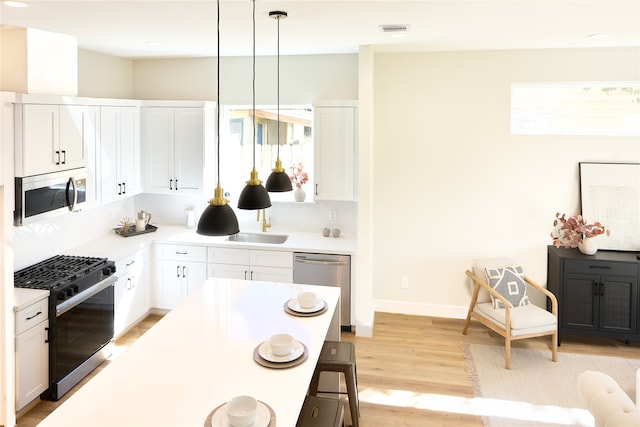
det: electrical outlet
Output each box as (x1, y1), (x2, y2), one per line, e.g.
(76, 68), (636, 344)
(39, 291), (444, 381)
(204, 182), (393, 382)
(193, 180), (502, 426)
(329, 210), (337, 221)
(401, 276), (409, 289)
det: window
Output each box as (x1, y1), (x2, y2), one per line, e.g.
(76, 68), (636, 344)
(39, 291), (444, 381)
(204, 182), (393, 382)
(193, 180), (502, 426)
(511, 82), (640, 136)
(219, 106), (313, 203)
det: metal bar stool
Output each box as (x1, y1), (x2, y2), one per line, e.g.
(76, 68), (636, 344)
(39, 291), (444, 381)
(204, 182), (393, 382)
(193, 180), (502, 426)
(296, 395), (344, 427)
(309, 341), (360, 427)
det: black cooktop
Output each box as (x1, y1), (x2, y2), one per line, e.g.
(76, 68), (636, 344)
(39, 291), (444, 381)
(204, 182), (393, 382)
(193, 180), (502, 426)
(14, 255), (115, 291)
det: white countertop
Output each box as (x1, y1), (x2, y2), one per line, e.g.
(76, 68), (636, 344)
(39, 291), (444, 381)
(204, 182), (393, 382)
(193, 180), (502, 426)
(36, 278), (341, 427)
(67, 225), (357, 262)
(13, 288), (49, 312)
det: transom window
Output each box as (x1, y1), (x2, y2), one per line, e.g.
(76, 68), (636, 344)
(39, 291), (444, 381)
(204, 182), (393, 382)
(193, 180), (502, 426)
(511, 82), (640, 136)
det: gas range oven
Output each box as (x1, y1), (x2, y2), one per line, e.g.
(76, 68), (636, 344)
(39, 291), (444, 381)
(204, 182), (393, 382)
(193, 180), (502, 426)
(14, 255), (117, 401)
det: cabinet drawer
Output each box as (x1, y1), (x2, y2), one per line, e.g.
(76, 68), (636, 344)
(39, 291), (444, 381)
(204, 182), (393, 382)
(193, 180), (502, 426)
(157, 244), (206, 262)
(16, 298), (48, 335)
(564, 259), (638, 276)
(116, 249), (148, 275)
(250, 250), (292, 268)
(208, 247), (250, 265)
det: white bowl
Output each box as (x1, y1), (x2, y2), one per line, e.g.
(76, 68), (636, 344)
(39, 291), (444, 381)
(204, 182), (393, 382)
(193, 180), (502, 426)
(297, 291), (319, 309)
(269, 333), (294, 356)
(226, 395), (257, 427)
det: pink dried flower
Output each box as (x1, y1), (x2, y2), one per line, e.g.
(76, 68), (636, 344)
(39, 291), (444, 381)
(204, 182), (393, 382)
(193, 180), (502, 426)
(289, 162), (308, 188)
(550, 212), (610, 248)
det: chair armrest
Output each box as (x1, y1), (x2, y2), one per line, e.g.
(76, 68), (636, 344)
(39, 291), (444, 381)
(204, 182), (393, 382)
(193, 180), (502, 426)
(524, 276), (558, 317)
(465, 270), (512, 324)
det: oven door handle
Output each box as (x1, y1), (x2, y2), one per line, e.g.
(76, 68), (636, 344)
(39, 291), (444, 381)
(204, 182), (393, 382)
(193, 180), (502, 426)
(56, 276), (117, 317)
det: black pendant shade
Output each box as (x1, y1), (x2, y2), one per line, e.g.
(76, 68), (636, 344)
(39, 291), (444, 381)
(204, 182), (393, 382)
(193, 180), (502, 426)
(197, 203), (239, 236)
(265, 10), (292, 193)
(196, 0), (239, 236)
(265, 169), (293, 192)
(238, 0), (272, 210)
(238, 169), (272, 209)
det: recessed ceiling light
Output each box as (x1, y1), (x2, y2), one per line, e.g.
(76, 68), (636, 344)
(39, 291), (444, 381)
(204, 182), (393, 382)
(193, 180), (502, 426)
(587, 33), (609, 39)
(3, 1), (28, 7)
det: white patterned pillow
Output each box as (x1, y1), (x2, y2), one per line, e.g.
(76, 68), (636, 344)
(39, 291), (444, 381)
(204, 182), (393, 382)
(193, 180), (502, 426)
(485, 265), (531, 309)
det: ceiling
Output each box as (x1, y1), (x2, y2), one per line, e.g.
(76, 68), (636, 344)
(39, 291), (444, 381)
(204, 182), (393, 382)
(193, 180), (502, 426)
(1, 0), (640, 59)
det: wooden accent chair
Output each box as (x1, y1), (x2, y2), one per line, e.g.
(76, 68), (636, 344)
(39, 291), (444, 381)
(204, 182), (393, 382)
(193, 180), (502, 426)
(462, 258), (558, 369)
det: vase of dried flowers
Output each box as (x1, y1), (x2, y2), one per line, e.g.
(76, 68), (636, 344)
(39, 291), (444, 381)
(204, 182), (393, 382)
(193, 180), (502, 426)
(551, 212), (610, 255)
(290, 162), (308, 202)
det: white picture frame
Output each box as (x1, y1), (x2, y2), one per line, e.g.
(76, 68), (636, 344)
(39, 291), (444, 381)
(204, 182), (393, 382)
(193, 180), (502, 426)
(580, 162), (640, 251)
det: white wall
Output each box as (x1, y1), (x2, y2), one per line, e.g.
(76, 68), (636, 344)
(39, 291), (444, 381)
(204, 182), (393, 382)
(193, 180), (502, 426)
(78, 49), (134, 98)
(370, 47), (640, 317)
(132, 54), (358, 104)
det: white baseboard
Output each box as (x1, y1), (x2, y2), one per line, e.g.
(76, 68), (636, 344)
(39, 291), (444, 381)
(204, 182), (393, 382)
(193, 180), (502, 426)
(373, 299), (468, 320)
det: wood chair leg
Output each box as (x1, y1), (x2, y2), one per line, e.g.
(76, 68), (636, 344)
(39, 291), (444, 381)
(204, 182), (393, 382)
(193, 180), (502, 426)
(462, 311), (472, 335)
(551, 331), (558, 362)
(505, 338), (511, 369)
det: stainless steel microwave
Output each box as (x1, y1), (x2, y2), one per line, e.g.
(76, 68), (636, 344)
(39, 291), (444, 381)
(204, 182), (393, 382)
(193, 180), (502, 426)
(14, 168), (88, 226)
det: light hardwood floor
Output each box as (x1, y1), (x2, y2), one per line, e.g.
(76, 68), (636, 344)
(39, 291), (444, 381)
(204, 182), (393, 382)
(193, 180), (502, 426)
(16, 312), (640, 427)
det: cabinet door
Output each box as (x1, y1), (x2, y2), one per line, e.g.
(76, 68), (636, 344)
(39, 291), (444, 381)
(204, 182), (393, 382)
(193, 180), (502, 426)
(114, 273), (132, 337)
(208, 263), (250, 280)
(562, 274), (598, 331)
(155, 260), (187, 310)
(599, 275), (638, 335)
(144, 107), (175, 193)
(21, 104), (59, 176)
(99, 106), (121, 203)
(174, 107), (204, 193)
(16, 320), (49, 410)
(184, 261), (207, 295)
(59, 105), (86, 170)
(314, 106), (355, 201)
(118, 106), (140, 197)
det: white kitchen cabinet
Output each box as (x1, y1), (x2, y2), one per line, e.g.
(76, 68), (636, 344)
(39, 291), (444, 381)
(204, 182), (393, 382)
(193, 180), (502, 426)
(154, 244), (207, 309)
(313, 102), (357, 201)
(207, 247), (293, 283)
(142, 103), (212, 194)
(15, 295), (49, 411)
(99, 105), (141, 203)
(114, 248), (150, 338)
(15, 103), (87, 176)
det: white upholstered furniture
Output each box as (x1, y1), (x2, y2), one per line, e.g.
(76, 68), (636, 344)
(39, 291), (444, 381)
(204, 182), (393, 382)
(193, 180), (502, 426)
(578, 369), (640, 427)
(462, 258), (558, 368)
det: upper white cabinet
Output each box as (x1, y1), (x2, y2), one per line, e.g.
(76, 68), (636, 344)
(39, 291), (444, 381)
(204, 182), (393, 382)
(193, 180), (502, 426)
(313, 102), (357, 201)
(99, 104), (141, 203)
(14, 102), (87, 176)
(142, 102), (213, 195)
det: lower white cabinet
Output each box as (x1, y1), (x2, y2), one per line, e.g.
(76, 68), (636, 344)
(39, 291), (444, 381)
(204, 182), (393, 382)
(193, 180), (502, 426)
(154, 244), (207, 309)
(15, 296), (49, 411)
(114, 248), (150, 337)
(207, 247), (293, 283)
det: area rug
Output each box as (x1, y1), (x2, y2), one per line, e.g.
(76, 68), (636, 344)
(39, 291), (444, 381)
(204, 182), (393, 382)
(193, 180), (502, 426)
(462, 343), (640, 427)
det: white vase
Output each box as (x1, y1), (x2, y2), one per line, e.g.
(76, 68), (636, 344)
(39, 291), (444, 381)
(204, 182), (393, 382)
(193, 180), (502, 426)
(293, 186), (306, 202)
(578, 237), (598, 255)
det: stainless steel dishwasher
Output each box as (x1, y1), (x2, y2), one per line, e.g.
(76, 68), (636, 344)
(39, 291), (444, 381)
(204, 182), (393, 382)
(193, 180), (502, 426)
(293, 252), (351, 330)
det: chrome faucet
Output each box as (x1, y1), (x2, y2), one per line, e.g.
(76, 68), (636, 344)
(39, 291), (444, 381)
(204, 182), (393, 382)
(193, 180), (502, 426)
(257, 209), (271, 232)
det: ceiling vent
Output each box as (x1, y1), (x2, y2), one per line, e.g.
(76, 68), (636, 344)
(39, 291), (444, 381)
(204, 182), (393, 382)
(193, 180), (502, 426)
(379, 24), (409, 34)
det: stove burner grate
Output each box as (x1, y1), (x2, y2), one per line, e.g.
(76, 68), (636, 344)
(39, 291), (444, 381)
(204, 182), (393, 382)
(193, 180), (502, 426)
(14, 255), (111, 290)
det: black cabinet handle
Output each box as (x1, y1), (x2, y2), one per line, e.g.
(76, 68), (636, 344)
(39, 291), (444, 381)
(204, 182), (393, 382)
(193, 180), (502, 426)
(176, 266), (180, 277)
(170, 179), (173, 190)
(61, 150), (66, 164)
(55, 150), (61, 165)
(26, 311), (42, 321)
(593, 282), (599, 296)
(118, 183), (122, 195)
(175, 179), (178, 191)
(589, 265), (611, 269)
(45, 327), (49, 343)
(600, 282), (605, 296)
(122, 182), (126, 194)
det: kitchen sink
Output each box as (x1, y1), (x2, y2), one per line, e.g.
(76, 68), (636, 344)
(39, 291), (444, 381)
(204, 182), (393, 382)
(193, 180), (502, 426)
(226, 233), (288, 244)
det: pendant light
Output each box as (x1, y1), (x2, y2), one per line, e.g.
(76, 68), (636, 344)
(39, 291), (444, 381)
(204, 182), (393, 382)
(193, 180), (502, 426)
(238, 0), (272, 210)
(197, 0), (239, 236)
(265, 10), (292, 192)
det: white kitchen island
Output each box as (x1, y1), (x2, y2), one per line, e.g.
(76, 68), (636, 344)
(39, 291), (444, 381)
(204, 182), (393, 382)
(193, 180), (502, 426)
(37, 278), (341, 427)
